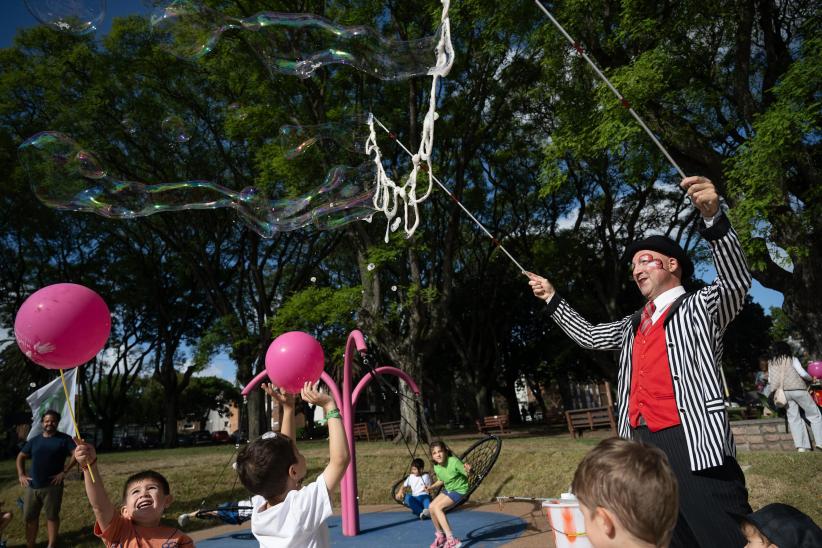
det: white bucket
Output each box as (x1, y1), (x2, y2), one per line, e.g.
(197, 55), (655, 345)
(542, 495), (592, 548)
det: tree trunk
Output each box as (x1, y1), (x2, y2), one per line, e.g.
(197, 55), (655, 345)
(247, 391), (264, 440)
(474, 385), (490, 419)
(503, 382), (523, 425)
(101, 422), (116, 451)
(763, 257), (822, 356)
(399, 383), (422, 444)
(163, 397), (178, 448)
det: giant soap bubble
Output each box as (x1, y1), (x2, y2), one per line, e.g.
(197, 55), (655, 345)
(151, 0), (452, 80)
(18, 130), (376, 237)
(24, 0), (105, 36)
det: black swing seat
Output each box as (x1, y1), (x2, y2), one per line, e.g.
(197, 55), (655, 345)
(191, 504), (254, 525)
(390, 435), (502, 513)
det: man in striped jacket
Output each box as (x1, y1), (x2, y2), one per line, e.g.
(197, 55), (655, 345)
(526, 176), (752, 548)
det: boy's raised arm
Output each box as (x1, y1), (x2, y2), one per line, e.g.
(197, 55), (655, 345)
(301, 382), (350, 492)
(74, 440), (116, 530)
(262, 383), (295, 439)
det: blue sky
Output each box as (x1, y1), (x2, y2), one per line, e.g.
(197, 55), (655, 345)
(3, 2), (785, 382)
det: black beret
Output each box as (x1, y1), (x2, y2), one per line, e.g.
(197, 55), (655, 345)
(626, 235), (693, 279)
(741, 503), (822, 548)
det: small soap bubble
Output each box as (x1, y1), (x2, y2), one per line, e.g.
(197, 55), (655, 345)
(310, 276), (317, 283)
(367, 263), (375, 271)
(240, 186), (261, 201)
(29, 382), (37, 388)
(121, 118), (137, 136)
(228, 102), (248, 121)
(391, 285), (397, 292)
(25, 0), (105, 36)
(76, 151), (105, 179)
(162, 116), (190, 143)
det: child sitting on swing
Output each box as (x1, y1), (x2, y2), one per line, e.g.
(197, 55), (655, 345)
(235, 381), (349, 548)
(427, 440), (471, 548)
(394, 457), (432, 519)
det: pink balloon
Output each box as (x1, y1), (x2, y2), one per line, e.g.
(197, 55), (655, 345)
(808, 361), (822, 379)
(14, 283), (111, 369)
(265, 331), (325, 393)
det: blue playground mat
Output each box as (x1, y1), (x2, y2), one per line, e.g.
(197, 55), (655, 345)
(198, 510), (528, 547)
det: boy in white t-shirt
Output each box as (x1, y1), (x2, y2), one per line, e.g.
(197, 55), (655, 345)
(235, 382), (350, 548)
(394, 457), (432, 519)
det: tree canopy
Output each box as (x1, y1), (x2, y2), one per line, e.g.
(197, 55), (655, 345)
(0, 0), (815, 440)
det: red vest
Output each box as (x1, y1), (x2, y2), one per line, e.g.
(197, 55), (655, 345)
(628, 307), (681, 430)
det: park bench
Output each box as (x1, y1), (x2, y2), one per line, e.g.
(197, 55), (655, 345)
(352, 422), (371, 441)
(475, 415), (510, 435)
(379, 420), (402, 440)
(565, 406), (616, 438)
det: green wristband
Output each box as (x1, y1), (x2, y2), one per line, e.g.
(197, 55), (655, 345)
(325, 408), (341, 420)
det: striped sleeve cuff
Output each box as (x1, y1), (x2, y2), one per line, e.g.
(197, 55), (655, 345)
(545, 293), (562, 315)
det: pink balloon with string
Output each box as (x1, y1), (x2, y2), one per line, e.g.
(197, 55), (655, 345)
(14, 283), (111, 369)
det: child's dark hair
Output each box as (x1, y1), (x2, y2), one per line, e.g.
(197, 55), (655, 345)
(742, 503), (822, 548)
(429, 440), (453, 461)
(771, 341), (793, 359)
(412, 458), (425, 471)
(122, 470), (170, 499)
(236, 433), (297, 500)
(572, 437), (678, 548)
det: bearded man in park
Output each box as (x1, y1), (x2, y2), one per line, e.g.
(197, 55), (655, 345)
(526, 176), (752, 548)
(16, 410), (77, 548)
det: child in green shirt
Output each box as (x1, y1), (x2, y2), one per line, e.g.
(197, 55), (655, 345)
(427, 440), (471, 548)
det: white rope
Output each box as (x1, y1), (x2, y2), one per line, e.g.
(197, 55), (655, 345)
(365, 0), (453, 242)
(370, 115), (528, 273)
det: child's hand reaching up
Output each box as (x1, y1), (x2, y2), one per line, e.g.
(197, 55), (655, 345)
(300, 382), (335, 412)
(74, 438), (97, 469)
(262, 383), (294, 409)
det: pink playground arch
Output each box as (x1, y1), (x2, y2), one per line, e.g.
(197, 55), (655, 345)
(242, 330), (420, 536)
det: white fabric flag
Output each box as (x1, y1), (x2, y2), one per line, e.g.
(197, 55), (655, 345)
(26, 368), (78, 440)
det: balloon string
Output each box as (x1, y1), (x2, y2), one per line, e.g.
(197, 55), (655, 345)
(533, 0), (687, 180)
(370, 115), (528, 274)
(59, 369), (95, 483)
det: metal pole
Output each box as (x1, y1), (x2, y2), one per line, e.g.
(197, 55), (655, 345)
(533, 0), (687, 179)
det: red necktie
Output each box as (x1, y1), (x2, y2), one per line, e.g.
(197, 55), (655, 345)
(639, 301), (656, 336)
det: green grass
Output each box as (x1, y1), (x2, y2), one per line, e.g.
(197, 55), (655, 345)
(1, 432), (819, 547)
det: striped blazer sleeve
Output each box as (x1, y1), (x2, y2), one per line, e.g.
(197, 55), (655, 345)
(546, 295), (631, 351)
(698, 213), (752, 332)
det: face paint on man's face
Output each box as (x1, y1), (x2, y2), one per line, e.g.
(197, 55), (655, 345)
(633, 253), (663, 270)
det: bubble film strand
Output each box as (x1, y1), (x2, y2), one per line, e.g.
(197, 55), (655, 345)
(151, 0), (453, 81)
(18, 131), (376, 237)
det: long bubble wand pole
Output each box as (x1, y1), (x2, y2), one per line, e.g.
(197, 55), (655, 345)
(59, 369), (95, 483)
(534, 0), (687, 179)
(371, 115), (527, 274)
